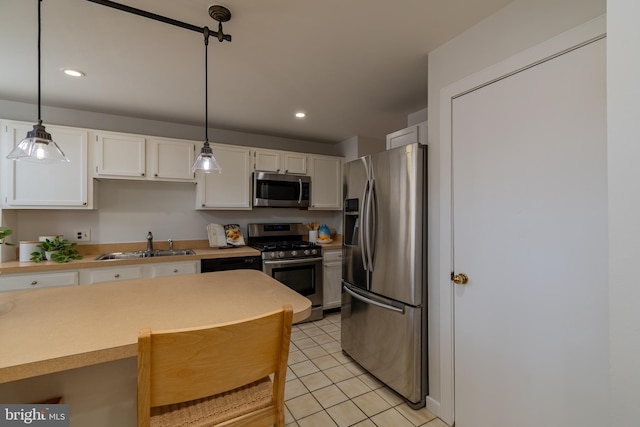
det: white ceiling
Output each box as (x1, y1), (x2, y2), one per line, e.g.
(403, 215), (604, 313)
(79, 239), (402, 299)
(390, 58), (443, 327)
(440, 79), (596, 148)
(0, 0), (513, 144)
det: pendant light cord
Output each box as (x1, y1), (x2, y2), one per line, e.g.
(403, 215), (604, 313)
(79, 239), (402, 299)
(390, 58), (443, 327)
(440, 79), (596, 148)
(204, 27), (209, 146)
(37, 0), (42, 123)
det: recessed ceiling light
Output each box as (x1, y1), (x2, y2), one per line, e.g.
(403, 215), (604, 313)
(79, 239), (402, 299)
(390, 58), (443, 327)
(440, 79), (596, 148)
(62, 68), (85, 77)
(295, 112), (306, 118)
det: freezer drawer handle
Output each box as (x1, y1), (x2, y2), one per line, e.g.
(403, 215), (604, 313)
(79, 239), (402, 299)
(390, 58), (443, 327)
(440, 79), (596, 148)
(343, 284), (404, 313)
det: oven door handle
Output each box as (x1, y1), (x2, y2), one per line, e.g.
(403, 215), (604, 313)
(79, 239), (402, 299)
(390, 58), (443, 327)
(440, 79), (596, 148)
(263, 257), (323, 266)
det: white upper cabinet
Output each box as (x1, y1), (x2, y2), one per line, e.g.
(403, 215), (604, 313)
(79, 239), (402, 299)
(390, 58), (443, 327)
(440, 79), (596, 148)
(147, 137), (195, 181)
(1, 121), (93, 209)
(93, 132), (195, 182)
(386, 121), (427, 150)
(254, 148), (307, 175)
(309, 154), (343, 210)
(94, 131), (146, 179)
(196, 143), (252, 210)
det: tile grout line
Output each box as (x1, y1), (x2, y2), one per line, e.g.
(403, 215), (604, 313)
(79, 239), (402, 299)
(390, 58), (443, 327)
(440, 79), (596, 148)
(284, 312), (441, 427)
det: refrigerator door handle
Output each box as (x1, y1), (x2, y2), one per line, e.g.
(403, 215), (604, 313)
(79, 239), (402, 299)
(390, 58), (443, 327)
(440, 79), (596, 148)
(343, 282), (404, 313)
(368, 178), (377, 271)
(360, 179), (370, 272)
(365, 178), (375, 272)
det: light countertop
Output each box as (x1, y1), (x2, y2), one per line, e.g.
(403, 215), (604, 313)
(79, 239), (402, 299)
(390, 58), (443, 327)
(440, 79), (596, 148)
(0, 270), (311, 383)
(0, 241), (261, 275)
(0, 237), (343, 275)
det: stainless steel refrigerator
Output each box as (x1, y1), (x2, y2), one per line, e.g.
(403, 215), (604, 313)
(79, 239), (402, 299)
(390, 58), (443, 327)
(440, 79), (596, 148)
(341, 142), (427, 408)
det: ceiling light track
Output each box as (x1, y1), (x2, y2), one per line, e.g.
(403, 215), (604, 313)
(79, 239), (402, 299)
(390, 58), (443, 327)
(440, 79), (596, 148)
(83, 0), (232, 42)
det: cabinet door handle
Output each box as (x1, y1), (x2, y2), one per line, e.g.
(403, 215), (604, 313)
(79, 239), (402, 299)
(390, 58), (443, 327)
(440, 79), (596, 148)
(141, 173), (145, 176)
(173, 269), (178, 273)
(114, 274), (120, 278)
(31, 281), (38, 286)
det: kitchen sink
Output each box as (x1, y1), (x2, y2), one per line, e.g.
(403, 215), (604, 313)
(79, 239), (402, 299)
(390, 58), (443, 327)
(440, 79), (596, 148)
(95, 249), (195, 260)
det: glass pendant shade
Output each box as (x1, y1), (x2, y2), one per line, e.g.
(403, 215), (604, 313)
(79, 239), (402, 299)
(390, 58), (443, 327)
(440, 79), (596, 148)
(191, 142), (221, 173)
(6, 121), (69, 163)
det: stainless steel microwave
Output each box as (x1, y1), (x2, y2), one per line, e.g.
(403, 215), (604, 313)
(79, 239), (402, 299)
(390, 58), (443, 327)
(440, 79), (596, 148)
(253, 172), (310, 208)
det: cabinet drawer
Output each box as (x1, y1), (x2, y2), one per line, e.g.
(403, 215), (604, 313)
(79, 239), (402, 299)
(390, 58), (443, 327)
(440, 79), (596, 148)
(0, 271), (79, 292)
(147, 261), (198, 278)
(84, 266), (143, 284)
(323, 250), (343, 263)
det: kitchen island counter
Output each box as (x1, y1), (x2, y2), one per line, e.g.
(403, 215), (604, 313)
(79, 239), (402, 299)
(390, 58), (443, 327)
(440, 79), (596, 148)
(0, 270), (311, 384)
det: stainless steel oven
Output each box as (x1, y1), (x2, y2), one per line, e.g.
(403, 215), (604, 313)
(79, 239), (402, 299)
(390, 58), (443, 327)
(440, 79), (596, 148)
(263, 256), (323, 321)
(248, 223), (324, 322)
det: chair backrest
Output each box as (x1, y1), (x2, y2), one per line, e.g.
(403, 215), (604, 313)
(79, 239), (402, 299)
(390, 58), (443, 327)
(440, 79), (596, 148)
(137, 304), (293, 426)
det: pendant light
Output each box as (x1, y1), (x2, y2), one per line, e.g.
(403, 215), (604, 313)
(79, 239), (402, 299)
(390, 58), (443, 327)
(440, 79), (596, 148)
(6, 0), (69, 163)
(191, 25), (222, 174)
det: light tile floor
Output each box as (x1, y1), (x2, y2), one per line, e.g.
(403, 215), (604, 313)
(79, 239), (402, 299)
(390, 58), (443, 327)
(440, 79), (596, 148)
(284, 311), (447, 427)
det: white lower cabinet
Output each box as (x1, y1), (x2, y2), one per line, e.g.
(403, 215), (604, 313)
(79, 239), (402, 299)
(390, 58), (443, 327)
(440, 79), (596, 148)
(144, 261), (199, 278)
(80, 265), (143, 285)
(323, 249), (342, 310)
(0, 271), (79, 292)
(79, 261), (198, 284)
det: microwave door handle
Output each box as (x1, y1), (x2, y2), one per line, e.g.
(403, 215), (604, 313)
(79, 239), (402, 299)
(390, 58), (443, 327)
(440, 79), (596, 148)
(298, 178), (303, 205)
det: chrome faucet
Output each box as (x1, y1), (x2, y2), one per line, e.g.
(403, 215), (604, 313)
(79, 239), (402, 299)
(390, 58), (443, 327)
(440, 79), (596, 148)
(168, 238), (173, 251)
(146, 231), (154, 254)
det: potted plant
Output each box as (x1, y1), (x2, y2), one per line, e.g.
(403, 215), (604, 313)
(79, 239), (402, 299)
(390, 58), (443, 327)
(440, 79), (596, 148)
(31, 236), (83, 263)
(0, 226), (15, 246)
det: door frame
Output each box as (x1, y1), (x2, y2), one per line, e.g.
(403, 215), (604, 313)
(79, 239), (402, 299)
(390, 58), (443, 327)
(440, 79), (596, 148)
(437, 15), (606, 425)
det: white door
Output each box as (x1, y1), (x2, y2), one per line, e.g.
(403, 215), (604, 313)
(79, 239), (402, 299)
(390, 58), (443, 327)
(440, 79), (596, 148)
(452, 38), (608, 426)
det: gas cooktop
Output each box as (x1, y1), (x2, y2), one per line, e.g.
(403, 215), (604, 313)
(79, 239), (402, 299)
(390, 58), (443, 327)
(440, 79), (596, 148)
(247, 223), (322, 259)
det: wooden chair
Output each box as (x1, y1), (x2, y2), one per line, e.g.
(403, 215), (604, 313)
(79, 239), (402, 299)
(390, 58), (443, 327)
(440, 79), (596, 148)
(137, 304), (293, 427)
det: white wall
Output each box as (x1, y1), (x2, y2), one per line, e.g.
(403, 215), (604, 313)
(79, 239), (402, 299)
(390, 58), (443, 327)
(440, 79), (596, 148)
(408, 108), (427, 127)
(426, 0), (606, 419)
(607, 1), (640, 425)
(336, 135), (386, 162)
(12, 180), (342, 245)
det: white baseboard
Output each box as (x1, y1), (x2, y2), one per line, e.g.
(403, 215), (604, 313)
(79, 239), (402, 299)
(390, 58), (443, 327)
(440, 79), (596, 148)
(426, 396), (448, 425)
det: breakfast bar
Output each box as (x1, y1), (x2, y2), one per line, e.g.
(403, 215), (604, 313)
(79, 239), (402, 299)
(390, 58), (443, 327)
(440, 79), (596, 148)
(0, 270), (311, 384)
(0, 270), (311, 425)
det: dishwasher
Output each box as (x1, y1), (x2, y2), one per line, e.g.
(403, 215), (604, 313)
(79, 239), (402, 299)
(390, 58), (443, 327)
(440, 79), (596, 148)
(201, 256), (262, 272)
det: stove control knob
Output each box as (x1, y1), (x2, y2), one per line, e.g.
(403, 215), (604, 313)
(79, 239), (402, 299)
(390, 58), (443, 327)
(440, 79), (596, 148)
(304, 250), (310, 256)
(270, 252), (277, 259)
(311, 249), (318, 255)
(278, 251), (285, 258)
(291, 250), (297, 256)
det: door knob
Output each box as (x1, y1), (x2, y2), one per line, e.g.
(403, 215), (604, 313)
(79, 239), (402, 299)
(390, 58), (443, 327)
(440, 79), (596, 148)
(452, 273), (469, 285)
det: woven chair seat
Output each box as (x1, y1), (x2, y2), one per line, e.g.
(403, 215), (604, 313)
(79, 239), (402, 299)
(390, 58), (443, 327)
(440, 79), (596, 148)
(150, 377), (273, 427)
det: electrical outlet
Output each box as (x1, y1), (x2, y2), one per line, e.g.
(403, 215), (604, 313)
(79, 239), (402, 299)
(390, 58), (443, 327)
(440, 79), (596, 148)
(75, 229), (91, 241)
